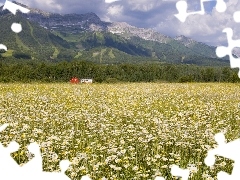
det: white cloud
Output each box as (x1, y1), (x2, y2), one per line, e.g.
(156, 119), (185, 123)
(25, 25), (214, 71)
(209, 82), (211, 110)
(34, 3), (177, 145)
(35, 0), (62, 11)
(126, 0), (162, 12)
(107, 5), (123, 16)
(12, 0), (62, 12)
(105, 0), (120, 3)
(153, 0), (240, 46)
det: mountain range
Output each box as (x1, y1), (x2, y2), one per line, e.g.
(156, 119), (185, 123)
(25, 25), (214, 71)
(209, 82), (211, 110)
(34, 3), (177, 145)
(0, 1), (231, 66)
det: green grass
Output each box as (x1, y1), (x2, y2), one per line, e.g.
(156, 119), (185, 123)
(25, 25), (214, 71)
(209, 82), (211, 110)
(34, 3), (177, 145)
(92, 51), (100, 58)
(15, 34), (30, 51)
(108, 49), (115, 59)
(100, 48), (107, 63)
(0, 83), (239, 179)
(74, 52), (82, 59)
(1, 49), (13, 57)
(27, 21), (42, 48)
(52, 31), (81, 43)
(52, 46), (59, 59)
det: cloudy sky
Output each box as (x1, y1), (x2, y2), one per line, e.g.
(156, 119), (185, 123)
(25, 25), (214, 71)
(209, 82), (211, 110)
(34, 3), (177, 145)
(1, 0), (240, 46)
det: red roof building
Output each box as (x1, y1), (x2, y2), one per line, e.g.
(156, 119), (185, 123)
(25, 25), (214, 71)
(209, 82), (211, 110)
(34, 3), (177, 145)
(70, 77), (79, 84)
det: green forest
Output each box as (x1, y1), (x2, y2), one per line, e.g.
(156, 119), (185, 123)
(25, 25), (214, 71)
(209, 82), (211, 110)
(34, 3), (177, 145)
(0, 58), (239, 83)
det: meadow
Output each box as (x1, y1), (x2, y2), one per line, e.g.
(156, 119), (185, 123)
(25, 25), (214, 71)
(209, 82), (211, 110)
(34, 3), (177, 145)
(0, 83), (240, 179)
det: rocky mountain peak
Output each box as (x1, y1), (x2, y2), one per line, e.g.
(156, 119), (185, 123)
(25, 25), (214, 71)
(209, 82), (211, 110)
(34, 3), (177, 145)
(174, 35), (196, 47)
(4, 2), (109, 33)
(108, 22), (171, 43)
(12, 1), (52, 17)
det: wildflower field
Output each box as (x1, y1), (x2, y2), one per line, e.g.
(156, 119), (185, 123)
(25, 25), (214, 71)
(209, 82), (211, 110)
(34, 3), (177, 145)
(0, 83), (240, 179)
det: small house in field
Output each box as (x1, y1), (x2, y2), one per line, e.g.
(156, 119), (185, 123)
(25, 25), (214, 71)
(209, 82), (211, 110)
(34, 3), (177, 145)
(80, 79), (93, 84)
(70, 77), (79, 84)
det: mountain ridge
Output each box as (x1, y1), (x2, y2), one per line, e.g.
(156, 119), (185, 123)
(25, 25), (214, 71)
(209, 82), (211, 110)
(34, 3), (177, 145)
(0, 1), (230, 66)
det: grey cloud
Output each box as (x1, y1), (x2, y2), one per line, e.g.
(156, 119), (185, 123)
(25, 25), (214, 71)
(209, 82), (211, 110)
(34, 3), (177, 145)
(104, 1), (177, 29)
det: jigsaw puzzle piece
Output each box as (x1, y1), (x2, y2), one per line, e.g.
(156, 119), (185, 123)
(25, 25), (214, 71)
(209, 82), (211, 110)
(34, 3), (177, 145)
(0, 0), (30, 52)
(15, 170), (70, 180)
(21, 142), (43, 173)
(233, 11), (240, 23)
(2, 0), (30, 34)
(216, 46), (228, 58)
(0, 124), (9, 132)
(0, 141), (21, 178)
(217, 171), (232, 180)
(37, 172), (71, 180)
(19, 155), (71, 180)
(171, 164), (190, 180)
(205, 133), (240, 179)
(216, 28), (240, 77)
(154, 177), (165, 180)
(205, 133), (240, 162)
(3, 0), (30, 15)
(38, 160), (71, 180)
(217, 170), (240, 180)
(174, 0), (207, 23)
(59, 160), (71, 173)
(175, 0), (227, 22)
(81, 175), (92, 180)
(0, 44), (7, 51)
(11, 23), (23, 33)
(0, 124), (73, 179)
(175, 1), (189, 22)
(215, 0), (227, 12)
(105, 0), (121, 3)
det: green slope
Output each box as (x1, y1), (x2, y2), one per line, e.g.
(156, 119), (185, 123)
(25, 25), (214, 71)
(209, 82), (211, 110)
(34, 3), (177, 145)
(75, 47), (161, 64)
(0, 13), (73, 61)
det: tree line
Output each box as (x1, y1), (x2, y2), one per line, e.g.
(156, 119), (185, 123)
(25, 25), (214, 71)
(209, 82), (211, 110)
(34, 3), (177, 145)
(0, 59), (239, 83)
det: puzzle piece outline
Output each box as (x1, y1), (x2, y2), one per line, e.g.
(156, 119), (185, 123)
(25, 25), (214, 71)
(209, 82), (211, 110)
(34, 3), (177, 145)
(175, 0), (227, 22)
(215, 26), (240, 78)
(0, 124), (75, 180)
(175, 0), (240, 79)
(105, 0), (121, 3)
(204, 132), (240, 180)
(2, 0), (30, 15)
(154, 164), (190, 180)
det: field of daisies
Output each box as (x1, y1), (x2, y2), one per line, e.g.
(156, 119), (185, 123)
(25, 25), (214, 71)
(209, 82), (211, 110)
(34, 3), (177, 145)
(0, 83), (240, 179)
